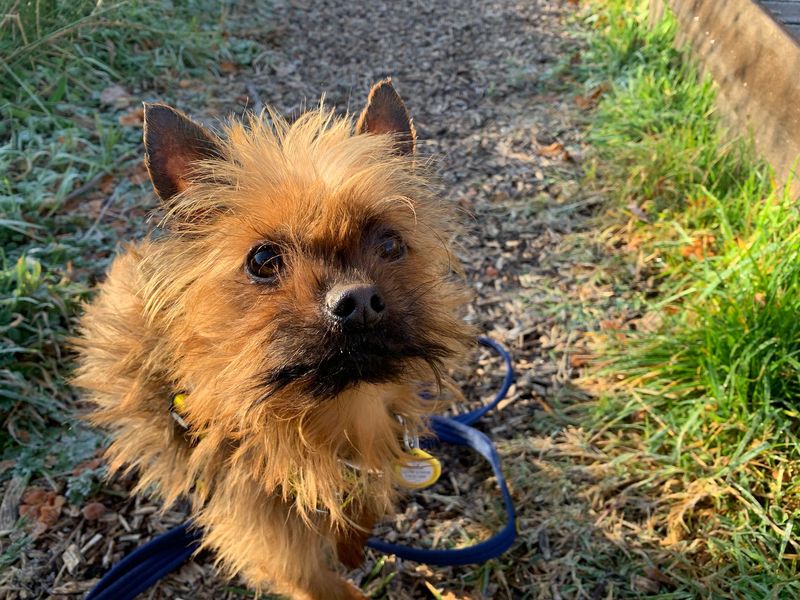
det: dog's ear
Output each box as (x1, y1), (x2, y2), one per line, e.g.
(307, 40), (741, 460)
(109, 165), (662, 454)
(143, 103), (223, 202)
(355, 79), (416, 155)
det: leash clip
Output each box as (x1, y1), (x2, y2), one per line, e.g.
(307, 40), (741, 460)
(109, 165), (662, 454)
(397, 415), (421, 450)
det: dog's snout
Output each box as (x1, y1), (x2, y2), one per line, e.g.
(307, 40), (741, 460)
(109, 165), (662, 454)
(325, 283), (385, 329)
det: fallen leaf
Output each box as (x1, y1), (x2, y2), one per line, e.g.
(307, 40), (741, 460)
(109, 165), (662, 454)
(599, 319), (624, 331)
(643, 567), (674, 587)
(219, 60), (239, 74)
(537, 141), (565, 157)
(575, 83), (609, 109)
(81, 501), (106, 521)
(632, 311), (663, 333)
(627, 202), (649, 223)
(19, 488), (66, 535)
(569, 353), (592, 368)
(632, 574), (660, 593)
(85, 199), (103, 218)
(21, 488), (48, 506)
(100, 84), (131, 108)
(72, 457), (104, 477)
(680, 234), (715, 259)
(119, 106), (144, 127)
(99, 174), (115, 195)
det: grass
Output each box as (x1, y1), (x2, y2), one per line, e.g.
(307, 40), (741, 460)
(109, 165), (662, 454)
(575, 0), (800, 596)
(581, 3), (761, 214)
(0, 0), (264, 485)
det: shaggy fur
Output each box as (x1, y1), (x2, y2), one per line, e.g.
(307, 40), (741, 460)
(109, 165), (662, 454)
(74, 80), (472, 599)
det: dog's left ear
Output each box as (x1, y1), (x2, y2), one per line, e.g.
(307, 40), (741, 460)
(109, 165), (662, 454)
(356, 79), (416, 155)
(143, 103), (223, 202)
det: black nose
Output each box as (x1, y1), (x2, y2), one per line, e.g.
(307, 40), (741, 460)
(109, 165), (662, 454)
(325, 283), (385, 329)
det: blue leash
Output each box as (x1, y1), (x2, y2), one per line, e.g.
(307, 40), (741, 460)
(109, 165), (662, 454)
(86, 336), (515, 600)
(366, 336), (516, 564)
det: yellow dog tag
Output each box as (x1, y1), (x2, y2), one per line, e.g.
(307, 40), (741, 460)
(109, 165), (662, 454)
(173, 393), (187, 412)
(393, 448), (441, 490)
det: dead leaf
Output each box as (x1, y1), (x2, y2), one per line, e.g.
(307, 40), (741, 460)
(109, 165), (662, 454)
(85, 199), (103, 218)
(19, 487), (66, 535)
(627, 202), (649, 223)
(100, 84), (131, 108)
(219, 60), (239, 74)
(632, 311), (663, 333)
(99, 174), (115, 195)
(680, 234), (715, 259)
(569, 353), (592, 368)
(599, 319), (624, 331)
(72, 457), (104, 477)
(575, 83), (609, 109)
(643, 567), (674, 587)
(632, 575), (660, 593)
(536, 141), (571, 161)
(81, 501), (106, 521)
(119, 106), (144, 127)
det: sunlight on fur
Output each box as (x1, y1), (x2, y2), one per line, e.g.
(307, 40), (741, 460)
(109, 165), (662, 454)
(74, 81), (473, 599)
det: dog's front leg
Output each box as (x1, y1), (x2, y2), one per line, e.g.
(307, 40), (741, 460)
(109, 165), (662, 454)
(198, 477), (367, 600)
(335, 502), (379, 570)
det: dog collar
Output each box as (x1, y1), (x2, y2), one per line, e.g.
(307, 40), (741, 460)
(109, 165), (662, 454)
(170, 393), (190, 430)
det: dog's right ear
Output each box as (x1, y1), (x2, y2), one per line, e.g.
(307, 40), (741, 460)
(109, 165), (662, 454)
(143, 103), (223, 202)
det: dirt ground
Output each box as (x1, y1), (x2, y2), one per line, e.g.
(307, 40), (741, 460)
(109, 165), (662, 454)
(2, 1), (661, 598)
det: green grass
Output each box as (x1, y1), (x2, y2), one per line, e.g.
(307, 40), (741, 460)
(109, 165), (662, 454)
(0, 0), (264, 481)
(578, 1), (764, 214)
(575, 0), (800, 596)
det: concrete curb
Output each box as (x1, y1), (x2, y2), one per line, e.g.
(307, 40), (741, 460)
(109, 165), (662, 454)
(651, 0), (800, 184)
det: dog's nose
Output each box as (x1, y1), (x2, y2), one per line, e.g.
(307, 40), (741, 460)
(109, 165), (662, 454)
(325, 283), (385, 329)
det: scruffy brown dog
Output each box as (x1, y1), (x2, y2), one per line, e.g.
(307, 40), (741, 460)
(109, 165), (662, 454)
(74, 80), (472, 599)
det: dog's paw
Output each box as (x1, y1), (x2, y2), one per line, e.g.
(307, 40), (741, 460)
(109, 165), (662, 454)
(343, 580), (369, 600)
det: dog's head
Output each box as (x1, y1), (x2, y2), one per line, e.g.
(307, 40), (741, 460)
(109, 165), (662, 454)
(140, 81), (472, 428)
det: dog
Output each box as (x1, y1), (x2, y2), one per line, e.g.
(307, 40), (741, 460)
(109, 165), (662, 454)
(74, 80), (472, 599)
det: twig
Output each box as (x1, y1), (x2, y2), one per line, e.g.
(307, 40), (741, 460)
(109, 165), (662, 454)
(0, 475), (28, 532)
(245, 82), (264, 114)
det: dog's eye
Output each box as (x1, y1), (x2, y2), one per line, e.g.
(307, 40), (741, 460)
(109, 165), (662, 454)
(377, 232), (406, 261)
(246, 244), (283, 282)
